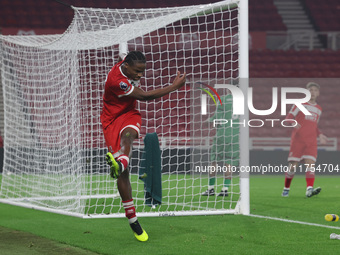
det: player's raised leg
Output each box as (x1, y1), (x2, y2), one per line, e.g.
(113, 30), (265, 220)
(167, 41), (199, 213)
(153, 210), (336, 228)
(107, 127), (148, 241)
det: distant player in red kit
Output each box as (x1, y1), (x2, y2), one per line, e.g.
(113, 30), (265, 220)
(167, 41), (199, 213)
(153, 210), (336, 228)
(282, 82), (328, 198)
(101, 51), (186, 241)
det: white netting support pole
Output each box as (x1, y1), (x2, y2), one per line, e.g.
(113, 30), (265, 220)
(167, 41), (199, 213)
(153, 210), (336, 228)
(238, 0), (250, 215)
(119, 42), (128, 59)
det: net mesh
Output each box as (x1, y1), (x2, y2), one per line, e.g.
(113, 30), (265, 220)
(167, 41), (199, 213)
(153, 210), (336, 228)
(0, 0), (243, 217)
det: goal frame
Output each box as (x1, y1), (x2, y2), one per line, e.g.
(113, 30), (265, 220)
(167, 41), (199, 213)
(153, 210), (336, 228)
(0, 0), (249, 218)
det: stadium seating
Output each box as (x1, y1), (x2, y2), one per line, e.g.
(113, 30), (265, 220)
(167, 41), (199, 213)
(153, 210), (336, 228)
(0, 0), (285, 31)
(303, 0), (340, 31)
(249, 0), (286, 31)
(249, 49), (340, 78)
(1, 1), (338, 148)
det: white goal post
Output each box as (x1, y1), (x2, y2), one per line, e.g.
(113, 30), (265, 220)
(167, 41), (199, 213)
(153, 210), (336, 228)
(0, 0), (249, 218)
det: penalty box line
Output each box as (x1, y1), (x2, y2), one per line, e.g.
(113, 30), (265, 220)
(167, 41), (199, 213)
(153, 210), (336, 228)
(248, 214), (340, 230)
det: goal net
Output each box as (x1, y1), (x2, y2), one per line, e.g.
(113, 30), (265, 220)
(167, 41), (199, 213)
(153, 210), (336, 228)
(0, 0), (249, 218)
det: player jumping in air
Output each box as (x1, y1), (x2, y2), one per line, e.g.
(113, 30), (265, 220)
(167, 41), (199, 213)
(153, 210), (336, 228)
(100, 51), (186, 241)
(282, 82), (328, 198)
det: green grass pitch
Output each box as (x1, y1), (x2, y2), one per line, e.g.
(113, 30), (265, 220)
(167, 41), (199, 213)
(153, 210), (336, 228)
(1, 174), (340, 254)
(85, 173), (240, 215)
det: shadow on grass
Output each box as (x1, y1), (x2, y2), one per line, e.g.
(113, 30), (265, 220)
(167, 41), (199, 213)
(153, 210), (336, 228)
(0, 226), (99, 255)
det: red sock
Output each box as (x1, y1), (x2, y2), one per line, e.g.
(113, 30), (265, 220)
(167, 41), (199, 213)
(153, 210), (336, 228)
(284, 171), (295, 189)
(306, 169), (315, 188)
(122, 199), (137, 224)
(117, 154), (129, 171)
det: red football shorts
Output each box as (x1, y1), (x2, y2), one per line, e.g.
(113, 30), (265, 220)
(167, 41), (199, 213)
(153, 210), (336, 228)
(102, 110), (141, 155)
(288, 138), (317, 162)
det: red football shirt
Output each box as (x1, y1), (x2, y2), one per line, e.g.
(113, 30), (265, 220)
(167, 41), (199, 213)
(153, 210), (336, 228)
(100, 61), (140, 129)
(286, 102), (322, 143)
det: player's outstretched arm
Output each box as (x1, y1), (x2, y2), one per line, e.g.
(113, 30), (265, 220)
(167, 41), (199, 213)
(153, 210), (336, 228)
(128, 71), (186, 101)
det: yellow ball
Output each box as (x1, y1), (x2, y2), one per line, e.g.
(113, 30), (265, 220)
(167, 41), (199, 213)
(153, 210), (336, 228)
(325, 214), (339, 222)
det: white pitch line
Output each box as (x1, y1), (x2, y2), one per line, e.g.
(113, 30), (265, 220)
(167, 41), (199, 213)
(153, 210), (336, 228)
(248, 214), (340, 230)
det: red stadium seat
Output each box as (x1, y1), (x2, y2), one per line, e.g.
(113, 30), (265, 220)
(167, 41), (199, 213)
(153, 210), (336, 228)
(0, 0), (286, 31)
(303, 0), (340, 31)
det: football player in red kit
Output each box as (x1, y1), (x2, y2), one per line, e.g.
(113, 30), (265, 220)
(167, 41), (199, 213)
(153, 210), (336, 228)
(282, 82), (328, 198)
(101, 51), (186, 241)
